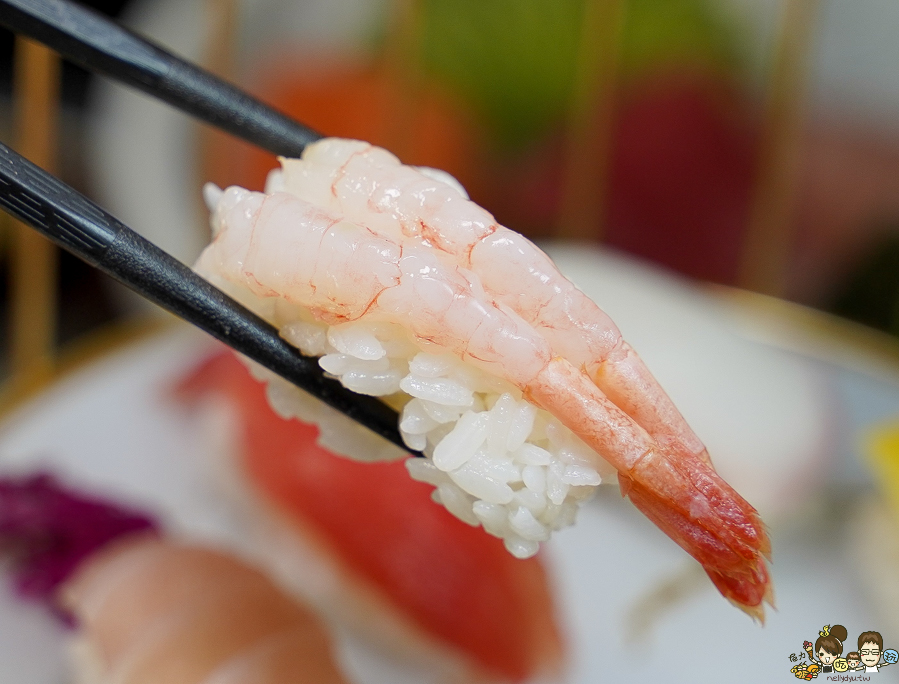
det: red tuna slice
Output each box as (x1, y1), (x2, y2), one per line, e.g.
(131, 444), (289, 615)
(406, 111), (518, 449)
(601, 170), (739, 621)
(177, 351), (564, 682)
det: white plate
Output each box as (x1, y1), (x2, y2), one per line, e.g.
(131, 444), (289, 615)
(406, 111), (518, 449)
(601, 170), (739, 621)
(0, 326), (884, 684)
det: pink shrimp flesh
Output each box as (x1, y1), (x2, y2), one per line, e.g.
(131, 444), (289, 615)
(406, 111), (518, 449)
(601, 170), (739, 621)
(280, 140), (707, 461)
(196, 138), (772, 619)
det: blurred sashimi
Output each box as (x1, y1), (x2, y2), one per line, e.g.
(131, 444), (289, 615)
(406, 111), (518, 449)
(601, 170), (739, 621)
(176, 350), (564, 683)
(63, 538), (349, 684)
(0, 474), (349, 684)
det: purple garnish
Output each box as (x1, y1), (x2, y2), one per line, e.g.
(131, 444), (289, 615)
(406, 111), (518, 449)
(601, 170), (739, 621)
(0, 473), (157, 601)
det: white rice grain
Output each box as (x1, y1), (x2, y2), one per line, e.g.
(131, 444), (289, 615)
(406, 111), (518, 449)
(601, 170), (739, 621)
(327, 323), (386, 360)
(400, 399), (440, 435)
(512, 443), (553, 466)
(448, 451), (516, 504)
(509, 507), (550, 542)
(546, 460), (570, 506)
(318, 354), (352, 376)
(265, 382), (303, 421)
(568, 485), (598, 502)
(405, 458), (448, 487)
(432, 411), (489, 471)
(522, 465), (547, 494)
(340, 368), (403, 396)
(409, 352), (457, 378)
(399, 375), (474, 407)
(561, 464), (602, 487)
(513, 488), (547, 516)
(503, 535), (539, 559)
(420, 400), (463, 424)
(486, 392), (516, 455)
(436, 483), (479, 526)
(506, 402), (537, 451)
(472, 501), (509, 538)
(280, 321), (328, 356)
(400, 430), (428, 452)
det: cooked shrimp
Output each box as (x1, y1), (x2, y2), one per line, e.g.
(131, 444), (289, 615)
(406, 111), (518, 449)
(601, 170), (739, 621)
(196, 175), (772, 619)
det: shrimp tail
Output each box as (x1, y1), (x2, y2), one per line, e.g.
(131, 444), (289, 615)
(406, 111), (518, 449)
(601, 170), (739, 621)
(706, 561), (776, 624)
(528, 358), (772, 617)
(705, 564), (775, 623)
(625, 478), (772, 615)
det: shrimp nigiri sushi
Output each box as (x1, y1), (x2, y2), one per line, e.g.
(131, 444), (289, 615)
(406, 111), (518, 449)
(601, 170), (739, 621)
(0, 474), (349, 684)
(194, 138), (772, 618)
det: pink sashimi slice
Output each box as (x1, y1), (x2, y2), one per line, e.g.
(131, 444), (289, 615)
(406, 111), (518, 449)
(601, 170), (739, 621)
(62, 535), (348, 684)
(0, 475), (350, 683)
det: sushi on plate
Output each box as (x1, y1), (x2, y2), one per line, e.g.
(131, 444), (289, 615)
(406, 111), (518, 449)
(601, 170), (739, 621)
(0, 473), (348, 684)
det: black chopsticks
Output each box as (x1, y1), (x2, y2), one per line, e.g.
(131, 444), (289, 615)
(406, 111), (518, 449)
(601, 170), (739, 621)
(0, 141), (413, 453)
(0, 0), (322, 156)
(0, 0), (419, 456)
